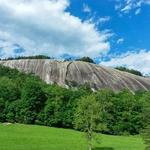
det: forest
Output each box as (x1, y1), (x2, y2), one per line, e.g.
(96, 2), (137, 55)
(0, 65), (150, 136)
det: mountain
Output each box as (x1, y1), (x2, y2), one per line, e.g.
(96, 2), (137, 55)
(0, 59), (150, 92)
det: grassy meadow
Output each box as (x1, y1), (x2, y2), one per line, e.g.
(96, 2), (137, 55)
(0, 123), (145, 150)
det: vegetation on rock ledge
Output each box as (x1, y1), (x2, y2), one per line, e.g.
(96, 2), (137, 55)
(116, 66), (143, 76)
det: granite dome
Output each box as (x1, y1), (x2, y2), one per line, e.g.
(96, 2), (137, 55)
(0, 59), (150, 92)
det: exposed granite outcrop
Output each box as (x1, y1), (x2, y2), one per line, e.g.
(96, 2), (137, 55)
(0, 59), (150, 92)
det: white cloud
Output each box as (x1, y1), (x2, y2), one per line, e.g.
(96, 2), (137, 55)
(115, 4), (122, 10)
(116, 0), (150, 15)
(100, 50), (150, 75)
(0, 0), (111, 58)
(85, 14), (111, 27)
(135, 8), (141, 15)
(121, 3), (132, 13)
(83, 3), (91, 13)
(98, 16), (111, 24)
(117, 38), (124, 44)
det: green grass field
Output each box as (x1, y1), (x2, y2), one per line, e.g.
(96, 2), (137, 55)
(0, 123), (145, 150)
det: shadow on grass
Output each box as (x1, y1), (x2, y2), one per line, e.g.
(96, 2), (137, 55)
(93, 147), (114, 150)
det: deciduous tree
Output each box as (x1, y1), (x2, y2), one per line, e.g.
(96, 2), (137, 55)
(74, 95), (101, 150)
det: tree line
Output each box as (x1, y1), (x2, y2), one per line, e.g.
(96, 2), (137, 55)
(115, 66), (143, 76)
(0, 55), (51, 60)
(0, 65), (149, 137)
(0, 55), (144, 77)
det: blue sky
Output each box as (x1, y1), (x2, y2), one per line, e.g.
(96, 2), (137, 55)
(69, 0), (150, 55)
(0, 0), (150, 74)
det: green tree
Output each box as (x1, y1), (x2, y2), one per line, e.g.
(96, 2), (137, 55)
(0, 64), (148, 136)
(0, 77), (20, 102)
(115, 66), (143, 76)
(141, 92), (150, 150)
(114, 89), (143, 135)
(74, 95), (101, 150)
(76, 57), (95, 64)
(5, 100), (22, 123)
(95, 89), (114, 134)
(21, 78), (46, 124)
(142, 125), (150, 150)
(0, 98), (5, 122)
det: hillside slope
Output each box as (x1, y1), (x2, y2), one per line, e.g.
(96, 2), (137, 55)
(0, 59), (150, 92)
(0, 124), (145, 150)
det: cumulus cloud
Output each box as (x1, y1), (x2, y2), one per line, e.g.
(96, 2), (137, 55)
(100, 50), (150, 75)
(116, 0), (150, 15)
(0, 0), (111, 58)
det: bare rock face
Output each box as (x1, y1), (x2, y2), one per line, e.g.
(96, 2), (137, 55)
(0, 59), (150, 92)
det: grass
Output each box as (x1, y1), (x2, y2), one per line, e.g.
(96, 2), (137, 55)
(0, 123), (145, 150)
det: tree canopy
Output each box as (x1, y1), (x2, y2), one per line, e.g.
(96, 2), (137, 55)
(1, 55), (51, 60)
(0, 65), (149, 136)
(74, 95), (101, 150)
(115, 66), (143, 76)
(76, 57), (95, 64)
